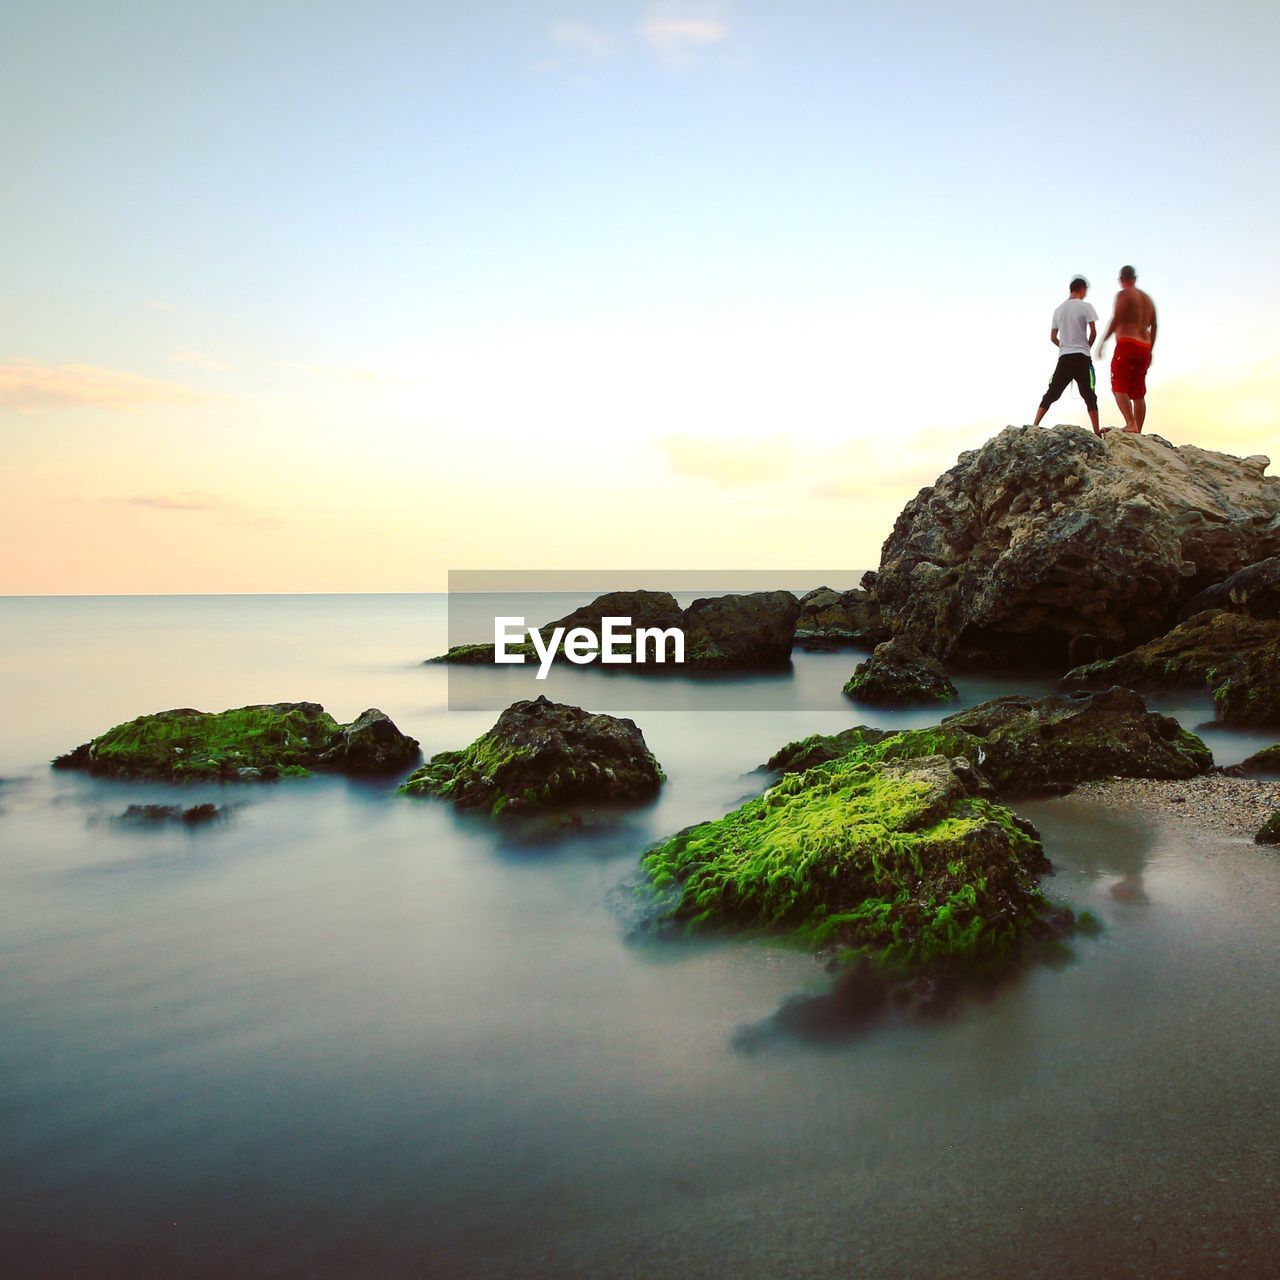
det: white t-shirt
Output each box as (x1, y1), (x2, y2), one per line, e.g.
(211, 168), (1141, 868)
(1052, 297), (1098, 357)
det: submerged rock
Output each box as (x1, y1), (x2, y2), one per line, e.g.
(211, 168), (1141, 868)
(795, 586), (889, 648)
(114, 802), (225, 825)
(641, 749), (1051, 980)
(1182, 555), (1280, 620)
(874, 426), (1280, 666)
(52, 703), (420, 781)
(400, 695), (663, 815)
(427, 589), (800, 671)
(843, 636), (958, 706)
(938, 687), (1212, 795)
(1063, 612), (1280, 727)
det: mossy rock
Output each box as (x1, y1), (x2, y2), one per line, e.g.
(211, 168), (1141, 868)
(1237, 744), (1280, 775)
(400, 695), (664, 815)
(1208, 642), (1280, 727)
(1255, 811), (1280, 845)
(939, 688), (1212, 795)
(843, 636), (958, 706)
(642, 751), (1050, 978)
(762, 689), (1211, 798)
(52, 703), (420, 781)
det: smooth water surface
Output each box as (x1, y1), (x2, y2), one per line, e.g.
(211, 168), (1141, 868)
(2, 595), (1278, 1278)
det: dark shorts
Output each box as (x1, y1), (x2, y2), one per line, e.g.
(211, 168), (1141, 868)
(1040, 352), (1097, 413)
(1111, 337), (1152, 397)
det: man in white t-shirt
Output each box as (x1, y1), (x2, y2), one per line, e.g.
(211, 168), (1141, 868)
(1032, 276), (1100, 435)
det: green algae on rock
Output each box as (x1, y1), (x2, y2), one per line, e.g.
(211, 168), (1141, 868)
(1255, 811), (1280, 845)
(763, 689), (1211, 797)
(642, 751), (1051, 977)
(843, 636), (958, 706)
(400, 695), (663, 815)
(52, 703), (420, 780)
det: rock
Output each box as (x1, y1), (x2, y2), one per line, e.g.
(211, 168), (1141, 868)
(795, 586), (889, 648)
(52, 703), (420, 781)
(1237, 745), (1280, 775)
(1211, 642), (1280, 727)
(114, 802), (225, 825)
(874, 426), (1280, 665)
(763, 726), (892, 775)
(679, 590), (801, 669)
(427, 589), (800, 671)
(641, 748), (1051, 981)
(400, 695), (664, 815)
(1256, 812), (1280, 844)
(842, 636), (958, 706)
(1063, 612), (1280, 727)
(939, 687), (1212, 795)
(1182, 555), (1280, 620)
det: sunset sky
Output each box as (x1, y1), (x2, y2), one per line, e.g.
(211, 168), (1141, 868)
(3, 1), (1279, 594)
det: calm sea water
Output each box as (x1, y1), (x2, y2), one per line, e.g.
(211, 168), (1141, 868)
(1, 594), (1278, 1279)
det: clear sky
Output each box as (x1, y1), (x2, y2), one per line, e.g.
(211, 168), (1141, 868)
(3, 0), (1279, 593)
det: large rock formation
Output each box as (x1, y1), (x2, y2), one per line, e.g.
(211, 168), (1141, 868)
(53, 703), (420, 780)
(429, 589), (801, 671)
(843, 636), (957, 706)
(874, 426), (1280, 666)
(400, 695), (664, 815)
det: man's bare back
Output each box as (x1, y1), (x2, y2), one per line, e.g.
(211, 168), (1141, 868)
(1112, 286), (1156, 342)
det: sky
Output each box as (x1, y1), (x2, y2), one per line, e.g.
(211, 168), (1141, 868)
(3, 0), (1279, 594)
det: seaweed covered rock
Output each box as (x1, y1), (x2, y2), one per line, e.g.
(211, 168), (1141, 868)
(875, 426), (1280, 665)
(1063, 612), (1280, 726)
(642, 750), (1050, 979)
(427, 589), (800, 671)
(1255, 812), (1280, 845)
(52, 703), (420, 780)
(843, 636), (957, 706)
(400, 695), (663, 815)
(939, 687), (1212, 795)
(795, 586), (889, 649)
(1182, 555), (1280, 621)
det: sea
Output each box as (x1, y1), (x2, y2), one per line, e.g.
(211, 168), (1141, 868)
(1, 593), (1278, 1278)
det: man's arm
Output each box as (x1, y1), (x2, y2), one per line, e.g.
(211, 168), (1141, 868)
(1149, 305), (1158, 350)
(1097, 292), (1123, 355)
(1088, 321), (1097, 347)
(1050, 328), (1060, 347)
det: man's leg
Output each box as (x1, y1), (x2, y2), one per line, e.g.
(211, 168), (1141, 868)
(1035, 360), (1070, 426)
(1074, 357), (1102, 436)
(1133, 398), (1146, 432)
(1114, 393), (1136, 431)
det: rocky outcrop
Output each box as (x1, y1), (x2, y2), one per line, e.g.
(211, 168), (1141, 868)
(795, 585), (888, 649)
(939, 687), (1212, 795)
(400, 695), (663, 815)
(642, 748), (1051, 981)
(1237, 744), (1280, 775)
(1063, 612), (1280, 727)
(874, 426), (1280, 666)
(428, 589), (800, 671)
(52, 703), (420, 781)
(1182, 556), (1280, 620)
(843, 636), (957, 706)
(760, 687), (1211, 797)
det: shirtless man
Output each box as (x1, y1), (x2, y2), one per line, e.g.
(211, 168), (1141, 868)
(1096, 265), (1157, 432)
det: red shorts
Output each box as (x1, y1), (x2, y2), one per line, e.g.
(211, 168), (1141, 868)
(1111, 337), (1152, 397)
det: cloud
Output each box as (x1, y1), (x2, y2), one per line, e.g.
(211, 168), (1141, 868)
(277, 361), (411, 386)
(169, 348), (233, 371)
(0, 360), (208, 412)
(120, 492), (235, 511)
(550, 20), (617, 61)
(660, 433), (793, 487)
(640, 5), (730, 63)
